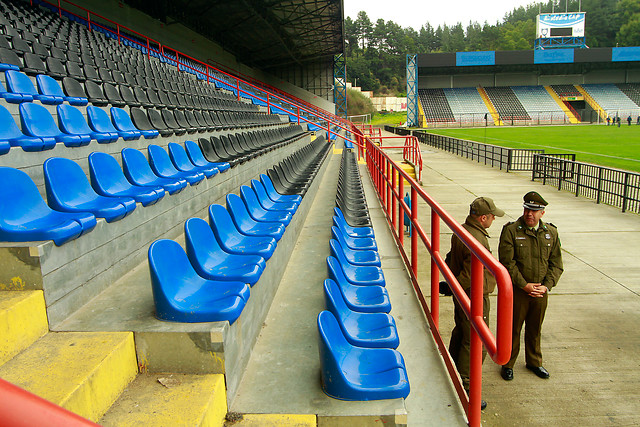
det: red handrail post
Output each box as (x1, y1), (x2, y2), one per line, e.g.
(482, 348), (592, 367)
(431, 210), (440, 328)
(392, 169), (397, 232)
(469, 256), (484, 427)
(298, 107), (301, 126)
(386, 160), (392, 215)
(398, 178), (404, 246)
(410, 187), (418, 278)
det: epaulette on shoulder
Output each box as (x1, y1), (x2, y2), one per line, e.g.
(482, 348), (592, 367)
(546, 222), (557, 229)
(503, 221), (515, 227)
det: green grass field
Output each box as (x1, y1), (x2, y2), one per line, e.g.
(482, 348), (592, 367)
(426, 125), (640, 173)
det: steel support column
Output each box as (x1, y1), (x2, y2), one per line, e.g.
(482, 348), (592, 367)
(406, 54), (418, 127)
(334, 53), (347, 118)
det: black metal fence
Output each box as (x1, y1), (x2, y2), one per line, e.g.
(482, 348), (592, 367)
(384, 126), (640, 213)
(384, 126), (544, 172)
(533, 154), (640, 213)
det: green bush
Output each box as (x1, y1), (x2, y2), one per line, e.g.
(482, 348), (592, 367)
(347, 88), (376, 118)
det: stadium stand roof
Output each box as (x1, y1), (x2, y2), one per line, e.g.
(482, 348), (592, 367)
(417, 46), (640, 76)
(123, 0), (345, 70)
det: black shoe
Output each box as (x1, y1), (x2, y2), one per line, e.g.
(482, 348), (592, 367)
(465, 391), (487, 410)
(501, 366), (513, 381)
(526, 365), (550, 379)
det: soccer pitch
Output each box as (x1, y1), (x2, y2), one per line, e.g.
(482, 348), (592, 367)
(427, 125), (640, 173)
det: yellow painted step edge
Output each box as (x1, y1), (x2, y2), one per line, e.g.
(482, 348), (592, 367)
(0, 332), (138, 422)
(100, 374), (227, 427)
(231, 413), (316, 426)
(544, 86), (580, 124)
(0, 291), (48, 366)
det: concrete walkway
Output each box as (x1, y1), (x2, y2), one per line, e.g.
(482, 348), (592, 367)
(231, 150), (466, 425)
(382, 134), (640, 426)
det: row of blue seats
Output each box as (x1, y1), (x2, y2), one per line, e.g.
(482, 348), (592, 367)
(147, 153), (337, 324)
(0, 141), (229, 246)
(0, 102), (160, 154)
(317, 150), (410, 401)
(146, 137), (331, 323)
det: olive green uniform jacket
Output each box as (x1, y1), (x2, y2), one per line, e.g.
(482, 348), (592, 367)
(449, 215), (497, 295)
(498, 217), (563, 290)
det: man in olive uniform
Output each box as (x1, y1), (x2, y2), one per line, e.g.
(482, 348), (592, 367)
(449, 197), (505, 409)
(498, 191), (563, 381)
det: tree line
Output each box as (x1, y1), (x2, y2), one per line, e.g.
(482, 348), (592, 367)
(346, 0), (640, 95)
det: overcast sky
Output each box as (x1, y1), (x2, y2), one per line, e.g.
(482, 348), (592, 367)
(344, 0), (543, 30)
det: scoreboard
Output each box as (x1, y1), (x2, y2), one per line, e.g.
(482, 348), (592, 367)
(536, 13), (586, 39)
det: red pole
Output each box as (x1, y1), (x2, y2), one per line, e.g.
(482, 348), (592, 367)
(431, 210), (440, 328)
(398, 177), (404, 246)
(410, 187), (418, 278)
(392, 169), (397, 232)
(469, 256), (484, 427)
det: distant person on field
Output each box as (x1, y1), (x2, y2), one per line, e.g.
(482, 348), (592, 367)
(628, 115), (632, 126)
(637, 115), (640, 125)
(606, 116), (610, 126)
(499, 192), (563, 382)
(448, 197), (504, 410)
(617, 116), (621, 127)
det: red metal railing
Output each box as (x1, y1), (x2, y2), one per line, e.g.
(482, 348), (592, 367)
(373, 135), (423, 182)
(358, 128), (513, 427)
(0, 378), (98, 426)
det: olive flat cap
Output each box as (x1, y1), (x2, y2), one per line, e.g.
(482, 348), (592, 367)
(470, 197), (505, 217)
(523, 191), (548, 211)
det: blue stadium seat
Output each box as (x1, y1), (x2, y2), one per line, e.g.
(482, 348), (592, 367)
(43, 157), (137, 223)
(239, 186), (292, 225)
(20, 103), (89, 147)
(147, 144), (205, 186)
(121, 148), (187, 195)
(184, 140), (230, 173)
(56, 104), (117, 144)
(259, 174), (302, 204)
(87, 105), (137, 141)
(330, 239), (381, 267)
(225, 193), (286, 241)
(110, 107), (158, 139)
(251, 179), (300, 209)
(5, 70), (61, 105)
(0, 166), (96, 245)
(148, 239), (249, 324)
(88, 152), (165, 206)
(167, 142), (218, 178)
(327, 253), (385, 287)
(0, 104), (47, 152)
(333, 212), (375, 238)
(323, 279), (398, 349)
(208, 204), (277, 260)
(0, 79), (30, 104)
(184, 217), (265, 286)
(317, 310), (409, 401)
(249, 179), (298, 213)
(36, 74), (88, 106)
(324, 275), (390, 314)
(331, 225), (377, 251)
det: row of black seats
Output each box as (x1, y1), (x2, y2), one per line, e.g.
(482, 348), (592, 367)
(263, 136), (331, 198)
(198, 125), (306, 167)
(335, 150), (372, 227)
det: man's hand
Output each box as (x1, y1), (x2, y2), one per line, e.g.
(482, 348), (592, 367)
(523, 283), (547, 297)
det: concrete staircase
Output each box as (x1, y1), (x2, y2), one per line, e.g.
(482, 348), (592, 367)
(544, 86), (580, 123)
(477, 87), (503, 126)
(0, 291), (228, 425)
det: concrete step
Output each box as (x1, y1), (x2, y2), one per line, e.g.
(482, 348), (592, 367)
(0, 331), (137, 422)
(100, 373), (227, 426)
(229, 413), (316, 426)
(0, 291), (48, 366)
